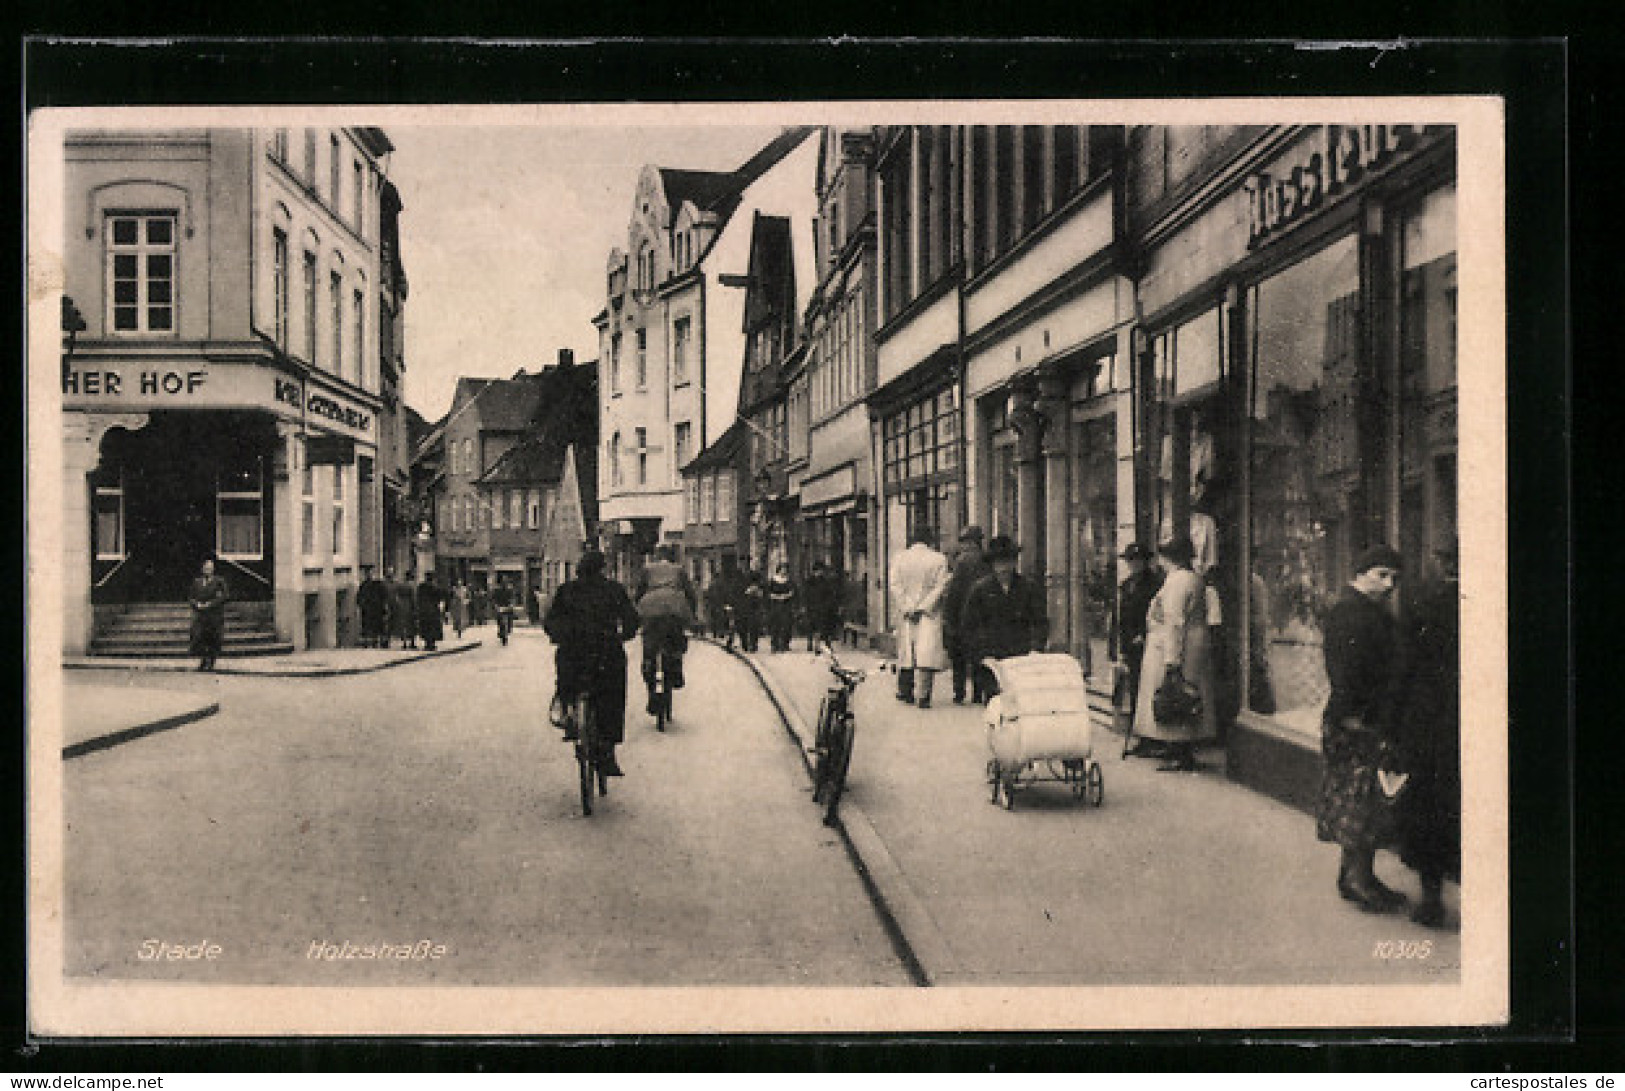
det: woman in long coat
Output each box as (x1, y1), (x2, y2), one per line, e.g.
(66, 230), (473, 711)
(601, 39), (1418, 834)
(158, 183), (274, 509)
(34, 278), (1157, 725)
(188, 557), (229, 671)
(1131, 536), (1218, 771)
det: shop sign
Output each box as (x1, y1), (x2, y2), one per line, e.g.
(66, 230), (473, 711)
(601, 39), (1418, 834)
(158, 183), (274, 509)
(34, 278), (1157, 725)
(274, 378), (373, 435)
(63, 367), (206, 397)
(1244, 124), (1445, 248)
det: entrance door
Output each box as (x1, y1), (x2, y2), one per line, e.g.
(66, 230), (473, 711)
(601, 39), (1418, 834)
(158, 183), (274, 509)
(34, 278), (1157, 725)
(124, 437), (217, 601)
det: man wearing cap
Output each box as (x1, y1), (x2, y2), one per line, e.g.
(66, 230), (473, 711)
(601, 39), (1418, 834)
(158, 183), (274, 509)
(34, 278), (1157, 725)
(1115, 543), (1163, 734)
(961, 535), (1049, 702)
(889, 526), (951, 708)
(1318, 543), (1407, 914)
(942, 526), (992, 704)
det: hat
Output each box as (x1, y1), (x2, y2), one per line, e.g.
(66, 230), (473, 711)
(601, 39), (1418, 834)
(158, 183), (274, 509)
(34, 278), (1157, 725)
(986, 535), (1020, 562)
(959, 525), (985, 543)
(1353, 544), (1404, 574)
(1158, 536), (1196, 564)
(1121, 542), (1151, 561)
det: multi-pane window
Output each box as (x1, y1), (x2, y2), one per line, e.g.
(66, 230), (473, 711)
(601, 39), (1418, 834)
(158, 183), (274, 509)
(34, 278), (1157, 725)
(882, 387), (960, 490)
(610, 434), (623, 487)
(673, 316), (691, 384)
(716, 471), (733, 523)
(509, 489), (523, 530)
(329, 271), (345, 376)
(352, 160), (364, 232)
(674, 421), (692, 470)
(635, 328), (648, 389)
(217, 458), (264, 560)
(634, 427), (649, 485)
(272, 228), (289, 349)
(93, 468), (125, 560)
(462, 438), (474, 477)
(352, 289), (365, 386)
(880, 135), (913, 320)
(610, 333), (623, 393)
(490, 488), (504, 530)
(700, 475), (716, 523)
(303, 129), (317, 184)
(302, 252), (318, 363)
(330, 135), (342, 210)
(107, 214), (176, 334)
(331, 463), (346, 556)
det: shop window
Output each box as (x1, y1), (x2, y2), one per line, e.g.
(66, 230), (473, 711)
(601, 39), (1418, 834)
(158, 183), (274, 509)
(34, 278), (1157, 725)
(217, 458), (264, 560)
(1070, 414), (1117, 666)
(106, 213), (177, 335)
(93, 468), (125, 560)
(1246, 233), (1361, 733)
(1398, 183), (1459, 585)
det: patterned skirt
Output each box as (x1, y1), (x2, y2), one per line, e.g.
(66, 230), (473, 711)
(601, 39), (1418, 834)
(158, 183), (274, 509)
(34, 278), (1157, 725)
(1316, 717), (1393, 850)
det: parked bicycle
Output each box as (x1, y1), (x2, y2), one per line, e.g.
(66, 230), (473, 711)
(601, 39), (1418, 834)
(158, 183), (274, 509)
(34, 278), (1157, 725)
(811, 643), (866, 826)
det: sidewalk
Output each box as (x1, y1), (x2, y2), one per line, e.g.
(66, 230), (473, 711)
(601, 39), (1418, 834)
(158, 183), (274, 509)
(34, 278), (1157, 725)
(734, 643), (1462, 987)
(61, 680), (220, 759)
(64, 637), (481, 678)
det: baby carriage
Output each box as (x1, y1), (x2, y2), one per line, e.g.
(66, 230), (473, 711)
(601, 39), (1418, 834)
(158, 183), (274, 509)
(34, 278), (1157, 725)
(983, 653), (1104, 810)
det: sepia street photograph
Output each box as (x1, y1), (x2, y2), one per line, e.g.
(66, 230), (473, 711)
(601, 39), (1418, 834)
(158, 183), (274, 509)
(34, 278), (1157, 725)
(25, 88), (1511, 1036)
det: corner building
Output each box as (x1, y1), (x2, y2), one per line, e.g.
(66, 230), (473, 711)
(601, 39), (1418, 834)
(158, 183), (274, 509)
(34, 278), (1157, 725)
(60, 126), (396, 655)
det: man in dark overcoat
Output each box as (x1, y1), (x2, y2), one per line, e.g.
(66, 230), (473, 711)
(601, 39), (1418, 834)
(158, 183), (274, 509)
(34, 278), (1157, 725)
(357, 566), (390, 648)
(390, 569), (418, 649)
(188, 557), (230, 671)
(961, 535), (1049, 702)
(544, 549), (642, 777)
(1318, 544), (1406, 914)
(416, 573), (446, 651)
(942, 526), (991, 704)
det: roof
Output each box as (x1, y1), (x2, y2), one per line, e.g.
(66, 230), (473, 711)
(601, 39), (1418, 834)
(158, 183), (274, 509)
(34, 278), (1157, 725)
(656, 126), (817, 239)
(476, 358), (599, 484)
(477, 436), (570, 486)
(683, 419), (749, 475)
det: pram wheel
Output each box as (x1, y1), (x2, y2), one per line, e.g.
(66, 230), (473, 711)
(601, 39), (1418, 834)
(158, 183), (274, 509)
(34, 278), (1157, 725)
(1086, 761), (1105, 807)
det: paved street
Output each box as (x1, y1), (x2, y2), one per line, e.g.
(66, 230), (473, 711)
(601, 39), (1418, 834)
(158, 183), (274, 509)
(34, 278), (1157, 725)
(62, 631), (910, 986)
(743, 645), (1463, 987)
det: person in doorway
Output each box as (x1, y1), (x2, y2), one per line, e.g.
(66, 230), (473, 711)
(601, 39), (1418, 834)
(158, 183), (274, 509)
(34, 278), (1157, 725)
(187, 556), (230, 671)
(1318, 544), (1407, 915)
(357, 566), (390, 649)
(960, 535), (1048, 701)
(1115, 543), (1164, 751)
(544, 549), (641, 777)
(942, 525), (991, 704)
(889, 527), (950, 709)
(803, 561), (844, 651)
(734, 568), (765, 653)
(416, 572), (446, 652)
(449, 579), (471, 639)
(1131, 536), (1219, 772)
(765, 562), (796, 653)
(1395, 547), (1460, 928)
(634, 544), (697, 716)
(390, 569), (418, 649)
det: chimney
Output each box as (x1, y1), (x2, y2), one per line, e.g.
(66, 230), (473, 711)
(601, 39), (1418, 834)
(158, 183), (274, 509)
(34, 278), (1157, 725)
(513, 367), (527, 379)
(558, 348), (575, 369)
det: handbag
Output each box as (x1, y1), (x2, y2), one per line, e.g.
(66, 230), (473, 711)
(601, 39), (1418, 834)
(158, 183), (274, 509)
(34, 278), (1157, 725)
(1153, 666), (1203, 725)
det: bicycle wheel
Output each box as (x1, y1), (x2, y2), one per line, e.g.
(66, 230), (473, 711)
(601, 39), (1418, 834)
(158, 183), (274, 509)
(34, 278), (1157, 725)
(821, 715), (856, 826)
(811, 696), (838, 803)
(655, 675), (669, 732)
(576, 698), (595, 816)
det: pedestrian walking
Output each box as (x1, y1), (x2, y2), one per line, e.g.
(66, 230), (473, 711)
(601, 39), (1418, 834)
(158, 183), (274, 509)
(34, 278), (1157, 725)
(357, 566), (390, 648)
(942, 526), (991, 703)
(889, 527), (950, 708)
(415, 572), (445, 652)
(390, 569), (418, 649)
(1131, 536), (1218, 772)
(735, 569), (764, 653)
(1114, 543), (1163, 745)
(544, 549), (641, 777)
(1318, 544), (1408, 915)
(1395, 548), (1460, 928)
(765, 562), (796, 652)
(802, 561), (844, 651)
(472, 586), (490, 627)
(960, 535), (1048, 701)
(705, 563), (734, 643)
(187, 556), (229, 671)
(449, 579), (471, 639)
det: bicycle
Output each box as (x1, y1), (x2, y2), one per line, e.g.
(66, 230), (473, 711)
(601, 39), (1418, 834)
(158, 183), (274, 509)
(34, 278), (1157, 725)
(650, 654), (672, 731)
(496, 606), (514, 645)
(558, 692), (608, 816)
(810, 643), (866, 826)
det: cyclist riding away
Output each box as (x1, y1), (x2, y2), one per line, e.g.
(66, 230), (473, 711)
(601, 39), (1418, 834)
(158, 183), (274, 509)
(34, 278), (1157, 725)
(634, 543), (697, 716)
(491, 576), (517, 644)
(543, 548), (641, 777)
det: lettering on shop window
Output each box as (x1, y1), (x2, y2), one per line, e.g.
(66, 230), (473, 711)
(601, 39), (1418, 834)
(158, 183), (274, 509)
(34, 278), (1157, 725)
(1244, 124), (1443, 247)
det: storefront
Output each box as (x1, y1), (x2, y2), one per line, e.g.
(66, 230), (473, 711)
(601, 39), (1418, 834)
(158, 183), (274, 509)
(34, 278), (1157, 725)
(1131, 123), (1457, 804)
(798, 463), (871, 630)
(63, 355), (381, 654)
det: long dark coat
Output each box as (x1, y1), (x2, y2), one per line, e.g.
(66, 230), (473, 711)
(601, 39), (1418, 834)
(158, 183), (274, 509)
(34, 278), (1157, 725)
(961, 571), (1048, 663)
(357, 577), (390, 638)
(1394, 576), (1461, 881)
(188, 574), (229, 657)
(942, 548), (992, 654)
(1317, 585), (1402, 850)
(391, 581), (418, 640)
(545, 574), (641, 744)
(415, 581), (445, 643)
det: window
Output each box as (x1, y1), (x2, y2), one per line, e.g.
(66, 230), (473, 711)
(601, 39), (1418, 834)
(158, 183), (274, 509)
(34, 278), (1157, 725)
(994, 126), (1018, 254)
(882, 386), (959, 491)
(330, 134), (342, 210)
(217, 458), (264, 560)
(674, 421), (692, 470)
(330, 271), (344, 376)
(1022, 125), (1046, 232)
(352, 160), (364, 232)
(93, 468), (125, 560)
(331, 463), (346, 556)
(352, 288), (365, 385)
(610, 433), (623, 487)
(462, 438), (474, 477)
(302, 251), (318, 363)
(491, 489), (504, 529)
(673, 316), (691, 383)
(272, 228), (289, 349)
(1053, 126), (1080, 201)
(303, 129), (317, 184)
(700, 475), (716, 523)
(301, 460), (315, 556)
(610, 333), (623, 393)
(635, 328), (648, 389)
(880, 135), (913, 319)
(686, 478), (699, 523)
(634, 427), (649, 485)
(528, 489), (542, 529)
(272, 128), (289, 163)
(716, 471), (733, 523)
(509, 489), (523, 530)
(107, 213), (176, 334)
(480, 496), (491, 530)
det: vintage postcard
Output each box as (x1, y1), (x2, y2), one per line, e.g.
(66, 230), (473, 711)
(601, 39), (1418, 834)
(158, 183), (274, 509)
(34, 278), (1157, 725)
(26, 94), (1507, 1036)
